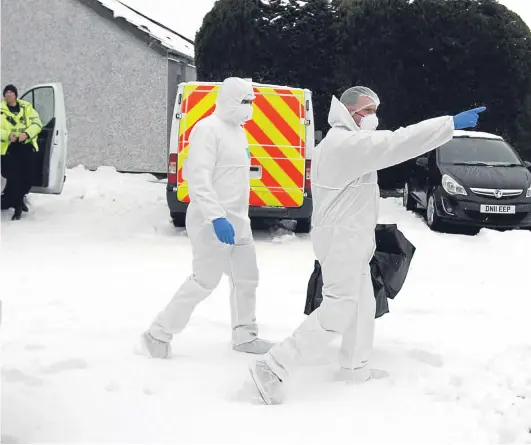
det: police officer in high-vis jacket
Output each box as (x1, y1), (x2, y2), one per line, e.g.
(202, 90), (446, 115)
(1, 84), (43, 220)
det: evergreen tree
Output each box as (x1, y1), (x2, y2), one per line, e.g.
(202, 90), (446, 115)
(195, 0), (339, 130)
(266, 0), (340, 130)
(335, 0), (531, 185)
(194, 0), (531, 184)
(514, 79), (531, 161)
(195, 0), (272, 82)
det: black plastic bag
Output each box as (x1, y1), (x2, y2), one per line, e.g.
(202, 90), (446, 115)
(304, 224), (416, 319)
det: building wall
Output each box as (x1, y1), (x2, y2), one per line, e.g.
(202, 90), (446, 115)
(1, 0), (180, 173)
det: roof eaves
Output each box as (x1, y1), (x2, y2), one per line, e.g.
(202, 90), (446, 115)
(78, 0), (195, 61)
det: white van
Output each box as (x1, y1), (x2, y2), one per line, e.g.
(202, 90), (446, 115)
(166, 81), (316, 232)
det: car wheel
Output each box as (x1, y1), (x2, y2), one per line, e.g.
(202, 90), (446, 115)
(426, 193), (444, 232)
(403, 182), (416, 211)
(294, 218), (311, 234)
(171, 212), (186, 228)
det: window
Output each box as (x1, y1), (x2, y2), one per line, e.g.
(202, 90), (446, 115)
(439, 138), (522, 166)
(21, 87), (55, 127)
(20, 90), (33, 105)
(33, 87), (55, 127)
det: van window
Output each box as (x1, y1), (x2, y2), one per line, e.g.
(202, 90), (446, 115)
(33, 87), (55, 127)
(439, 138), (522, 166)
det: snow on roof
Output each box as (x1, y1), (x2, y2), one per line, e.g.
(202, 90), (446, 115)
(95, 0), (194, 59)
(453, 130), (503, 140)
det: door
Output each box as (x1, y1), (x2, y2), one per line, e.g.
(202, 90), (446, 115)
(174, 83), (308, 208)
(410, 153), (430, 208)
(20, 83), (68, 194)
(412, 150), (437, 208)
(246, 86), (307, 208)
(175, 83), (218, 203)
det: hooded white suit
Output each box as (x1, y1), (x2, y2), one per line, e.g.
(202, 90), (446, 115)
(264, 96), (455, 380)
(149, 78), (263, 348)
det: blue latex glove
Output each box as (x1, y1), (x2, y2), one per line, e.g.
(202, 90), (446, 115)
(453, 107), (487, 130)
(212, 218), (235, 245)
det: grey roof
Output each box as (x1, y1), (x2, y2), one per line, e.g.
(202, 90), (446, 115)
(78, 0), (195, 62)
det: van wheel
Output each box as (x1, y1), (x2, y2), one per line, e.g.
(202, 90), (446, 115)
(251, 218), (268, 230)
(295, 218), (311, 233)
(403, 182), (416, 211)
(171, 212), (186, 228)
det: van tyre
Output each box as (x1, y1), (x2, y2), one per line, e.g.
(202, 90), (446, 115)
(426, 193), (444, 232)
(171, 212), (186, 228)
(403, 182), (416, 211)
(295, 218), (311, 233)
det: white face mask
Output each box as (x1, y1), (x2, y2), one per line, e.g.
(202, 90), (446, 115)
(243, 104), (253, 122)
(359, 113), (379, 131)
(233, 104), (253, 124)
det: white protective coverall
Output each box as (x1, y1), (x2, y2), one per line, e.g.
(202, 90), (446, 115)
(263, 95), (455, 381)
(149, 78), (263, 349)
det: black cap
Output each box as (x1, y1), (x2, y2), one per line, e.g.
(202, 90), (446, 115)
(3, 84), (18, 98)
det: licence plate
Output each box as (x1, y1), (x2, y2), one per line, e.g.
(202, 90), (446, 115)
(480, 204), (516, 214)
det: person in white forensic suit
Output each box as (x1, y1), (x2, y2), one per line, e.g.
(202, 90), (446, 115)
(142, 77), (274, 359)
(248, 86), (486, 404)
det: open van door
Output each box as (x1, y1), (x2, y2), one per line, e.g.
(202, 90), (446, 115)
(19, 83), (68, 194)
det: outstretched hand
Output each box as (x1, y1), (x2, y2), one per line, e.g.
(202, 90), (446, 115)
(453, 107), (487, 130)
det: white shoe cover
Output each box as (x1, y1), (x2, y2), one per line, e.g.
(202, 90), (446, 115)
(141, 331), (171, 359)
(249, 360), (285, 405)
(336, 366), (389, 384)
(233, 338), (274, 355)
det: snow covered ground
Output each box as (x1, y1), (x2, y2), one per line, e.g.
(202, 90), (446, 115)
(1, 166), (530, 444)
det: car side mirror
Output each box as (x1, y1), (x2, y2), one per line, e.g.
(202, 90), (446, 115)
(524, 160), (531, 169)
(416, 157), (428, 168)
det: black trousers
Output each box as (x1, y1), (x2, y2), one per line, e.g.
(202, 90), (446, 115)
(1, 142), (36, 210)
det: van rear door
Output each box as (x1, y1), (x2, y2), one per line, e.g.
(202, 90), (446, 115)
(245, 87), (307, 208)
(175, 83), (219, 203)
(171, 82), (309, 208)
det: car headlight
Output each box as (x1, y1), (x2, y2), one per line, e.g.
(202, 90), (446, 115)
(442, 174), (467, 196)
(526, 185), (531, 198)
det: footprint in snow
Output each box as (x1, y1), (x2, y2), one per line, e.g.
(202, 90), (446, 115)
(2, 368), (44, 387)
(143, 387), (157, 395)
(41, 358), (89, 374)
(230, 378), (265, 405)
(105, 380), (121, 392)
(24, 344), (46, 351)
(408, 349), (444, 367)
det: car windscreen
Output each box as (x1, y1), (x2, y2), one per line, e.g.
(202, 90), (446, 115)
(438, 138), (522, 166)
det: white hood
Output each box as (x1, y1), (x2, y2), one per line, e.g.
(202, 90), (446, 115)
(327, 96), (359, 132)
(214, 78), (255, 125)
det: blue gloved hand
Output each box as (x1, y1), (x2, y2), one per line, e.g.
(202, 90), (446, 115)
(453, 107), (487, 130)
(212, 218), (235, 245)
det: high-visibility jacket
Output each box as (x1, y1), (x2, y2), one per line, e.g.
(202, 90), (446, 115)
(0, 99), (42, 155)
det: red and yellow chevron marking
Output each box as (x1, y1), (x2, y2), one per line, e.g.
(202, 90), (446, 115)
(176, 84), (306, 208)
(176, 84), (219, 202)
